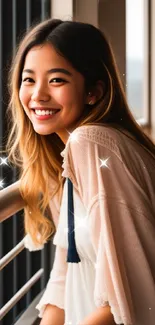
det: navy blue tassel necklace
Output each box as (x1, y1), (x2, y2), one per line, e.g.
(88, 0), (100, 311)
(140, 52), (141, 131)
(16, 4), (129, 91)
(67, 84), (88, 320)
(66, 178), (81, 263)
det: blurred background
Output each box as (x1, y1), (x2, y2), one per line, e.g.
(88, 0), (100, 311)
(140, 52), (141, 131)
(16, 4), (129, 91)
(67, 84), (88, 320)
(0, 0), (154, 324)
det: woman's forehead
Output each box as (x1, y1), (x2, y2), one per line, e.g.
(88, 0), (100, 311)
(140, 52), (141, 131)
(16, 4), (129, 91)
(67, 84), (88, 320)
(23, 43), (74, 73)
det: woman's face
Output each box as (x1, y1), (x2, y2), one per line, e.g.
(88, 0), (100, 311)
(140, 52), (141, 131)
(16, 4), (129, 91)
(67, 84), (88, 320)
(19, 43), (88, 144)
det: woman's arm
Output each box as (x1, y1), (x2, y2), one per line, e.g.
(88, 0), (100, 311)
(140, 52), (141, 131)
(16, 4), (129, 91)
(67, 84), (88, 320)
(39, 304), (65, 325)
(0, 180), (26, 222)
(79, 305), (116, 325)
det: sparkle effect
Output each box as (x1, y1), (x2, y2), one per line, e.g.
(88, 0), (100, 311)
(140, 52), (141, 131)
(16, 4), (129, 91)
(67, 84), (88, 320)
(0, 157), (9, 166)
(0, 156), (10, 189)
(64, 214), (89, 235)
(67, 130), (80, 144)
(99, 157), (110, 169)
(71, 214), (89, 234)
(64, 227), (69, 234)
(0, 179), (5, 188)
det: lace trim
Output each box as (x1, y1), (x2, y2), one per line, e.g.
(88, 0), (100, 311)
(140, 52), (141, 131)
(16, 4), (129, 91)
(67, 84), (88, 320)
(72, 125), (122, 160)
(60, 142), (78, 189)
(94, 296), (133, 325)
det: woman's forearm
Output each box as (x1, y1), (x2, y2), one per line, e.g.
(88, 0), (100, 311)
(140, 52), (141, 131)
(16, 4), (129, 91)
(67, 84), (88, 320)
(79, 305), (116, 325)
(0, 180), (26, 222)
(39, 304), (65, 325)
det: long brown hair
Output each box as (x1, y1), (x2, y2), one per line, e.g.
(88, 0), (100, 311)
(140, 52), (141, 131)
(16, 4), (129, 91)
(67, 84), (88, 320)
(4, 18), (155, 246)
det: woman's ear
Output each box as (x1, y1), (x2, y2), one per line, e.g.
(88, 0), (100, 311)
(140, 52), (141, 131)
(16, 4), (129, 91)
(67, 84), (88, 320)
(86, 81), (105, 105)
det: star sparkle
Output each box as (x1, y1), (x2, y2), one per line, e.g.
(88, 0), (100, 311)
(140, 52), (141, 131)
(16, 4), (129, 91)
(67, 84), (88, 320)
(99, 157), (110, 169)
(0, 157), (9, 166)
(64, 227), (69, 234)
(67, 213), (89, 234)
(94, 262), (98, 269)
(67, 130), (80, 144)
(0, 179), (5, 188)
(94, 262), (100, 270)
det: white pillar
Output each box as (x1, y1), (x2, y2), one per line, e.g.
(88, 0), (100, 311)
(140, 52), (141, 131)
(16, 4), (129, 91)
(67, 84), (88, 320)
(51, 0), (73, 20)
(51, 0), (98, 27)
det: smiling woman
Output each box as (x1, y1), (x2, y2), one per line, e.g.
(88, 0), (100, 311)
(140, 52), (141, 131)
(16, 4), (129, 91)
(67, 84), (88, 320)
(19, 43), (87, 140)
(1, 18), (155, 325)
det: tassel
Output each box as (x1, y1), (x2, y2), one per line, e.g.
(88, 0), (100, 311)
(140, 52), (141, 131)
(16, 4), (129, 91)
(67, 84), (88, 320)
(67, 178), (81, 263)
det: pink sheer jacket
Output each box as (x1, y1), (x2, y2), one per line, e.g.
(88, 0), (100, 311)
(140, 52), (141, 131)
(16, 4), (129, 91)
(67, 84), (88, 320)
(25, 124), (155, 325)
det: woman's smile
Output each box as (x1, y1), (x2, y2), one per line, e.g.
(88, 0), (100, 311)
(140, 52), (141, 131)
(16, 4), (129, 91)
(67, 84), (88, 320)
(31, 107), (61, 120)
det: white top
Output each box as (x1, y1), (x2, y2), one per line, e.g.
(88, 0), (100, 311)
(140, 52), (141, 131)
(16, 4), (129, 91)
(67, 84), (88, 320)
(36, 179), (98, 325)
(24, 124), (155, 325)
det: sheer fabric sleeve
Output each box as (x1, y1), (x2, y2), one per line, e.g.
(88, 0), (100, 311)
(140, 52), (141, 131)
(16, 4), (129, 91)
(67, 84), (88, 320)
(36, 244), (68, 318)
(61, 126), (155, 325)
(89, 196), (155, 325)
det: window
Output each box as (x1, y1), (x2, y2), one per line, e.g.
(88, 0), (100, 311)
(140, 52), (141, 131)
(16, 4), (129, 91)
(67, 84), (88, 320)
(126, 0), (149, 124)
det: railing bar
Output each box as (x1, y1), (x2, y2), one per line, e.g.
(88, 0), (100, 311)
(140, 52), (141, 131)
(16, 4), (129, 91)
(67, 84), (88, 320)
(25, 0), (31, 305)
(0, 0), (3, 311)
(12, 0), (18, 321)
(0, 239), (25, 271)
(12, 0), (16, 52)
(0, 268), (44, 320)
(26, 0), (32, 307)
(26, 0), (31, 29)
(41, 0), (46, 21)
(26, 250), (31, 305)
(41, 245), (45, 289)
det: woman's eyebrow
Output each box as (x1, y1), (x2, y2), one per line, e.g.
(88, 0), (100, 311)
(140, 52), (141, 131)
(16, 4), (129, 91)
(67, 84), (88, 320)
(23, 68), (73, 76)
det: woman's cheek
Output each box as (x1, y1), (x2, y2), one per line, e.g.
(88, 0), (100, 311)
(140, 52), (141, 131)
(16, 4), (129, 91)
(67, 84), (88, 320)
(52, 86), (75, 106)
(19, 87), (26, 106)
(19, 88), (30, 118)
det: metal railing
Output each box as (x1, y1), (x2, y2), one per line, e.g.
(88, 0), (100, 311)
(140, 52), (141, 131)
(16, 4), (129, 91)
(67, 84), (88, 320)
(0, 229), (43, 323)
(0, 238), (43, 321)
(0, 213), (55, 325)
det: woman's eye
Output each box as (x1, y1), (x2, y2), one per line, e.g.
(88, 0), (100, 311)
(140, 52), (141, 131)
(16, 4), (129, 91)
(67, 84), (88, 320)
(50, 78), (66, 83)
(22, 77), (34, 83)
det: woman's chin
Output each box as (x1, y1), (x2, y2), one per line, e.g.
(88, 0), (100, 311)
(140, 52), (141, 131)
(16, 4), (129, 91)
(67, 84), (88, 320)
(33, 126), (55, 135)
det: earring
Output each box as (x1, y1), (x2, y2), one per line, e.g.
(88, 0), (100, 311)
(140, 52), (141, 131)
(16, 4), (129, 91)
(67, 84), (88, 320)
(88, 92), (94, 105)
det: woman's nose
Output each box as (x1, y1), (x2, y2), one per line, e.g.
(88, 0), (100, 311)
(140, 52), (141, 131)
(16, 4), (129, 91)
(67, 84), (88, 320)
(31, 85), (51, 102)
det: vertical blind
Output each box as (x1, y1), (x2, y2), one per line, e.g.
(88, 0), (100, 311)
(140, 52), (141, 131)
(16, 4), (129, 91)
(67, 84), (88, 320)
(0, 1), (55, 324)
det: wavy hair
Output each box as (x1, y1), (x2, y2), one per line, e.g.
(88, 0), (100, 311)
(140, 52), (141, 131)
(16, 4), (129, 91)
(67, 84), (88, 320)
(3, 18), (155, 246)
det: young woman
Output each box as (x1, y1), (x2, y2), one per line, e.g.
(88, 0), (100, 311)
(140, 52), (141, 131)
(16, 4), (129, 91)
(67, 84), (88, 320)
(1, 18), (155, 325)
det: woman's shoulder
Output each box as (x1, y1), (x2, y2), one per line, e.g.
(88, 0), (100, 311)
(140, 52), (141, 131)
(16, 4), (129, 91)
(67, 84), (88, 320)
(71, 123), (154, 157)
(66, 123), (137, 158)
(66, 123), (122, 149)
(64, 123), (155, 174)
(60, 124), (124, 171)
(70, 123), (134, 146)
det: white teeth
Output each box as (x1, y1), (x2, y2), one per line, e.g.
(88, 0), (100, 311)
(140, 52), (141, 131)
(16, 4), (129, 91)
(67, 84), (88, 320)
(35, 110), (57, 116)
